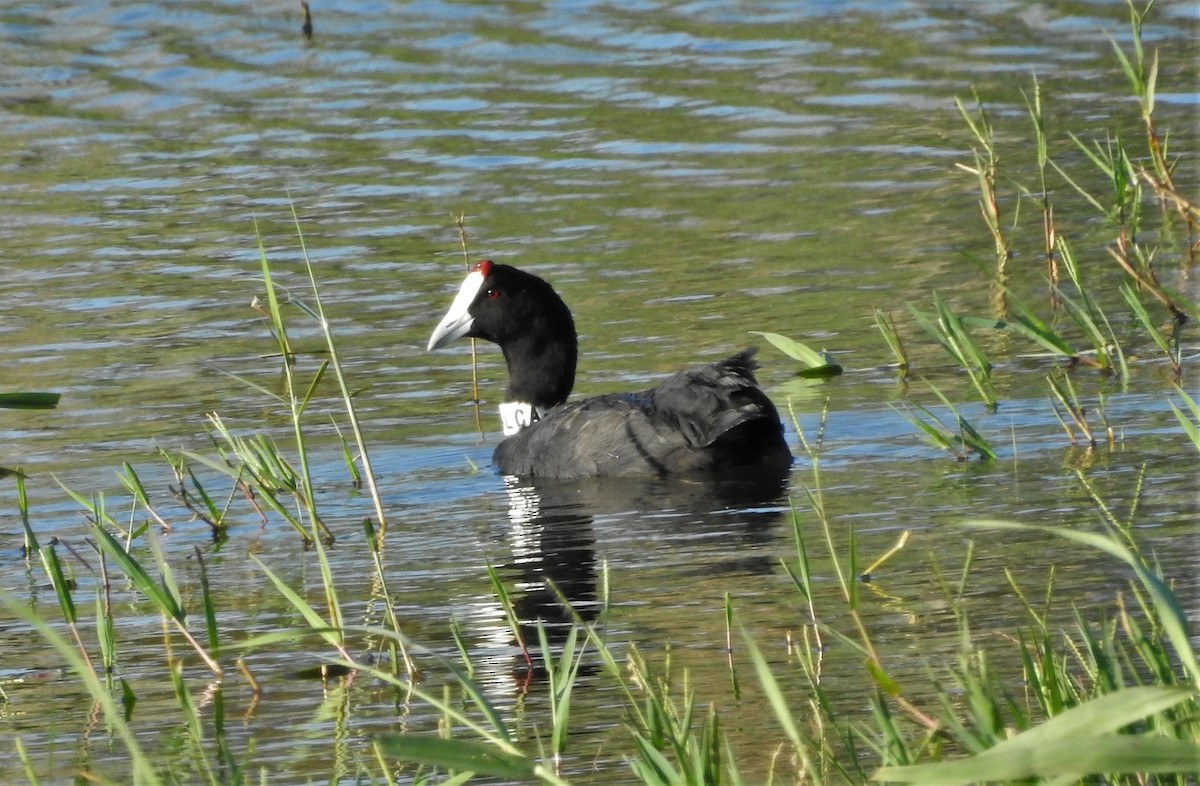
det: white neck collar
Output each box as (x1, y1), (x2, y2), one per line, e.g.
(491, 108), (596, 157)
(498, 401), (539, 436)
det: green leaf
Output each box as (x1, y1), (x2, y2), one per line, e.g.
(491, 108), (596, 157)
(932, 294), (991, 374)
(92, 523), (186, 622)
(1168, 388), (1200, 452)
(907, 306), (954, 358)
(798, 363), (844, 379)
(40, 544), (77, 625)
(865, 658), (901, 697)
(894, 403), (956, 454)
(373, 733), (535, 780)
(740, 624), (804, 750)
(119, 678), (137, 722)
(875, 687), (1198, 784)
(956, 316), (1007, 331)
(750, 331), (836, 371)
(1121, 284), (1172, 356)
(0, 392), (61, 409)
(630, 732), (683, 784)
(874, 308), (908, 368)
(250, 555), (342, 650)
(875, 734), (1200, 784)
(989, 291), (1078, 358)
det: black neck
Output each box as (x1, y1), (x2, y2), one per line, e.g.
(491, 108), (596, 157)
(502, 328), (576, 410)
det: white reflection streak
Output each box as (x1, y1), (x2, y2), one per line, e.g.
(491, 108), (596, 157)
(504, 475), (544, 574)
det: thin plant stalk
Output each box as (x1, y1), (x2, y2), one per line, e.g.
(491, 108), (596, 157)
(1021, 75), (1058, 291)
(873, 308), (909, 376)
(454, 211), (486, 439)
(1046, 368), (1101, 448)
(363, 517), (417, 678)
(955, 91), (1012, 272)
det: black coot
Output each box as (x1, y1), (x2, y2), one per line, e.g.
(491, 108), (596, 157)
(427, 260), (792, 478)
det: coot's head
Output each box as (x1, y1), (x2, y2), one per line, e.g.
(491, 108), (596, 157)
(428, 260), (577, 409)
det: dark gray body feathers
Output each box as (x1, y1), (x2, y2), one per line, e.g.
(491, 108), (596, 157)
(494, 348), (790, 478)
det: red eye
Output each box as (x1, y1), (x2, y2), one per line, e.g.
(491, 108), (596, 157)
(487, 288), (501, 300)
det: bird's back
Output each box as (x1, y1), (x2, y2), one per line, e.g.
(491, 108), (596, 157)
(493, 348), (791, 478)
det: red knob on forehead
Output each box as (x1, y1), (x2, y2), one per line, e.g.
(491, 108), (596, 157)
(475, 259), (493, 277)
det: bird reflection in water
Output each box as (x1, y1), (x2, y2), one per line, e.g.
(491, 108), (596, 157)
(483, 469), (791, 694)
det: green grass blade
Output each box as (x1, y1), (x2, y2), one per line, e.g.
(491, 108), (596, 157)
(902, 407), (957, 452)
(194, 547), (220, 658)
(1168, 388), (1200, 452)
(212, 366), (287, 404)
(539, 621), (586, 757)
(991, 292), (1077, 358)
(39, 544), (77, 625)
(91, 521), (186, 622)
(288, 203), (392, 536)
(1050, 157), (1110, 217)
(16, 471), (36, 555)
(167, 659), (217, 782)
(723, 592), (741, 699)
(55, 481), (120, 528)
(934, 294), (992, 374)
(298, 358), (329, 416)
(1052, 286), (1109, 363)
(874, 687), (1198, 785)
(629, 733), (681, 784)
(1121, 284), (1172, 356)
(144, 529), (185, 619)
(96, 582), (118, 681)
(485, 562), (528, 664)
(301, 636), (523, 753)
(14, 738), (41, 786)
(740, 623), (804, 750)
(184, 464), (223, 523)
(250, 555), (342, 650)
(876, 733), (1200, 785)
(907, 305), (954, 358)
(874, 308), (908, 368)
(373, 734), (534, 780)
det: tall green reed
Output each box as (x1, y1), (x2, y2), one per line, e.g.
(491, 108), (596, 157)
(1020, 75), (1058, 288)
